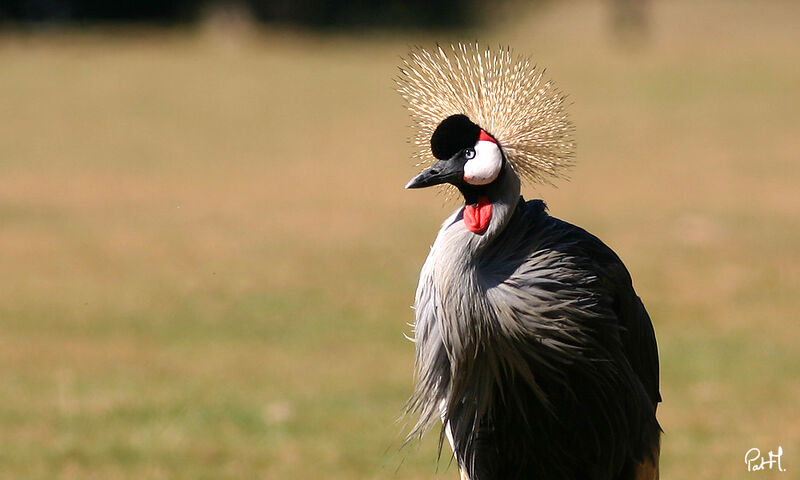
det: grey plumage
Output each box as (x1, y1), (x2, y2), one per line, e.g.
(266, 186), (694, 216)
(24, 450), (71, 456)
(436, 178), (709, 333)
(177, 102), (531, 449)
(406, 163), (660, 479)
(400, 44), (660, 480)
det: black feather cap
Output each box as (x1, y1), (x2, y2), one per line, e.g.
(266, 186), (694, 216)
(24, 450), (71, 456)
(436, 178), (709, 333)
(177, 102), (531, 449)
(430, 114), (481, 160)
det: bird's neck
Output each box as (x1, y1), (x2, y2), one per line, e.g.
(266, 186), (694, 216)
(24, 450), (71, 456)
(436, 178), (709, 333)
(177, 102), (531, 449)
(419, 169), (523, 426)
(462, 166), (521, 252)
(428, 168), (521, 285)
(426, 166), (522, 342)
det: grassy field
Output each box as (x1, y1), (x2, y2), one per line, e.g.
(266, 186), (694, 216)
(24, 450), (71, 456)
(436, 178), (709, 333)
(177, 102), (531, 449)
(1, 0), (798, 478)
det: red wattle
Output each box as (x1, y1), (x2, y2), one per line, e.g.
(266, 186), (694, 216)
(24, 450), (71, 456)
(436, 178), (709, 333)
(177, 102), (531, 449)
(463, 196), (492, 234)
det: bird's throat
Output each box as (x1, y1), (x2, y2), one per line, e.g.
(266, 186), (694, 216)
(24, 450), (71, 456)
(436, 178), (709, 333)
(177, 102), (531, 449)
(463, 197), (492, 234)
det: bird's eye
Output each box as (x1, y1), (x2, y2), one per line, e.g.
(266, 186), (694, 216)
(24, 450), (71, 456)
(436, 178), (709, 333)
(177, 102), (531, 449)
(464, 148), (476, 160)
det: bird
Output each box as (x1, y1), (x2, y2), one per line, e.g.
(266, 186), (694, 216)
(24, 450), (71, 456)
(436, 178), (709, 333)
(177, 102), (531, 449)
(397, 43), (661, 480)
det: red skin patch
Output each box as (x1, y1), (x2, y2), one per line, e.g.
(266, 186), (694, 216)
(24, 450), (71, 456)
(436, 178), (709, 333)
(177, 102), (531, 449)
(478, 130), (497, 144)
(463, 196), (492, 234)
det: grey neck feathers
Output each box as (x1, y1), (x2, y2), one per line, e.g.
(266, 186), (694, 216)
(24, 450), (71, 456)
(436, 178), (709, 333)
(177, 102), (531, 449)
(431, 164), (521, 361)
(446, 165), (522, 255)
(406, 165), (524, 441)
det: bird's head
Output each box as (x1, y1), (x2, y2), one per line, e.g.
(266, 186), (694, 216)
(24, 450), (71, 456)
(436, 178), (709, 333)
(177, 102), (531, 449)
(406, 114), (505, 204)
(398, 44), (576, 227)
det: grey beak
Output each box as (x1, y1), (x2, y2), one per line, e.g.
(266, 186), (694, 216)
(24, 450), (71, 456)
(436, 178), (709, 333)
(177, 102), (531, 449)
(405, 159), (461, 189)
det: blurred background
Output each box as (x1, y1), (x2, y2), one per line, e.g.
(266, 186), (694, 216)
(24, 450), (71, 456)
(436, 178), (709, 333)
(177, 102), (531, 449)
(1, 0), (798, 478)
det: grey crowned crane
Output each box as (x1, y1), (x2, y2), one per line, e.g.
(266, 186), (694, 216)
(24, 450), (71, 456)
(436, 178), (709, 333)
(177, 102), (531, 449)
(398, 44), (661, 480)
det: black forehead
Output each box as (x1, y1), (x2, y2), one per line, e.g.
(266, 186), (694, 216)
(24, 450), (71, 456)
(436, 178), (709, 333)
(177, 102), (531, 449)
(430, 114), (481, 160)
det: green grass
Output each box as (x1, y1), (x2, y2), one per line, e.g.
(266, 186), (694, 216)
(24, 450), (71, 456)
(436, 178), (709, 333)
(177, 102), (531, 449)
(1, 1), (798, 478)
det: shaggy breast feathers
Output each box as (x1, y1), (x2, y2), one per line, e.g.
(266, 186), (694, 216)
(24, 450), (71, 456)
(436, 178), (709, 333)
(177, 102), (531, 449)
(407, 199), (660, 480)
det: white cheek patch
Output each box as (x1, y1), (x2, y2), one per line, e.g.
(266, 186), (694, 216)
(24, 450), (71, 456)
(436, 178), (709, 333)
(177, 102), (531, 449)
(463, 140), (502, 185)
